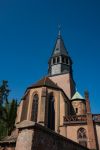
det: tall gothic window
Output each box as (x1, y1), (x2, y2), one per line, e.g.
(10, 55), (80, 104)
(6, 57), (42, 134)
(77, 128), (87, 147)
(47, 92), (55, 130)
(31, 94), (39, 122)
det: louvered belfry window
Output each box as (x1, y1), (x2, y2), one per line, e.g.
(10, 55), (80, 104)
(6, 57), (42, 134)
(32, 94), (39, 122)
(77, 128), (87, 147)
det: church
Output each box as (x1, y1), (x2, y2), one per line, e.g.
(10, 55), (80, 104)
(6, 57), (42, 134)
(0, 31), (100, 150)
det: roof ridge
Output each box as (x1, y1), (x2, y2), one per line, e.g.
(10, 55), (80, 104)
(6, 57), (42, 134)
(27, 76), (60, 90)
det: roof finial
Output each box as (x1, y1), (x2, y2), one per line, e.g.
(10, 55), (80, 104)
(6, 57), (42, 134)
(58, 24), (61, 36)
(76, 87), (78, 92)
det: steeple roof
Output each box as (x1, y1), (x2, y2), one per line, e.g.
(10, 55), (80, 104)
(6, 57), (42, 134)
(51, 31), (69, 57)
(71, 91), (84, 100)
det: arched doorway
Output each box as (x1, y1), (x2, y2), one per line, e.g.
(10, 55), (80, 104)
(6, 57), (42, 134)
(47, 92), (55, 130)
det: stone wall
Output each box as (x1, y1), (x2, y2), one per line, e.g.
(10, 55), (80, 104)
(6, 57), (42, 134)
(32, 126), (87, 150)
(15, 129), (33, 150)
(49, 73), (74, 99)
(96, 124), (100, 150)
(15, 121), (88, 150)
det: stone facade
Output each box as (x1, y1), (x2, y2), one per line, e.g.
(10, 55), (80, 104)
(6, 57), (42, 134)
(49, 73), (75, 99)
(96, 124), (100, 149)
(16, 86), (71, 134)
(15, 129), (33, 150)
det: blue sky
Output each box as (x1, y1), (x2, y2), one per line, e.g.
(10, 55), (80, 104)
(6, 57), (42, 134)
(0, 0), (100, 113)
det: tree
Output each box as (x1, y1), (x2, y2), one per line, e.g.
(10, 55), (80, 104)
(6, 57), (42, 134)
(1, 100), (17, 135)
(0, 81), (17, 139)
(0, 80), (10, 104)
(0, 80), (10, 119)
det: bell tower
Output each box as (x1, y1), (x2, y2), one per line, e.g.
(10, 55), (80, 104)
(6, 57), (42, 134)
(48, 30), (72, 76)
(49, 30), (75, 99)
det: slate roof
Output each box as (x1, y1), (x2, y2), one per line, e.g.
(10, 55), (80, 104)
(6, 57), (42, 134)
(51, 31), (69, 57)
(28, 77), (60, 90)
(71, 91), (84, 100)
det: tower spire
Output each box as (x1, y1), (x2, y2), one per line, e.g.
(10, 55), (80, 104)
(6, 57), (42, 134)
(48, 30), (73, 76)
(58, 24), (61, 37)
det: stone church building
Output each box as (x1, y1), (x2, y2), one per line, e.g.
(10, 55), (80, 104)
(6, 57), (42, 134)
(0, 31), (100, 150)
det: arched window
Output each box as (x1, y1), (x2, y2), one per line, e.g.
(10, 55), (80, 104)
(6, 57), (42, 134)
(53, 58), (56, 64)
(77, 128), (87, 147)
(62, 56), (65, 63)
(47, 92), (55, 130)
(66, 58), (68, 64)
(57, 57), (60, 63)
(31, 94), (39, 122)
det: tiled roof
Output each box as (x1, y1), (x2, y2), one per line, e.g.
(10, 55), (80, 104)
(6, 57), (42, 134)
(28, 77), (60, 89)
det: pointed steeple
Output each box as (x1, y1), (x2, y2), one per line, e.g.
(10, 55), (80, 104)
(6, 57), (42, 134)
(51, 30), (69, 57)
(48, 30), (73, 76)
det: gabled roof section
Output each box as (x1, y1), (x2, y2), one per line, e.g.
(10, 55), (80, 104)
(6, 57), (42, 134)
(51, 31), (69, 57)
(28, 77), (60, 90)
(71, 91), (84, 100)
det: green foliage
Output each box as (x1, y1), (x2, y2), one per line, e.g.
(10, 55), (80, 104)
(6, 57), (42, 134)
(0, 81), (17, 139)
(2, 100), (17, 135)
(0, 120), (8, 139)
(0, 80), (10, 105)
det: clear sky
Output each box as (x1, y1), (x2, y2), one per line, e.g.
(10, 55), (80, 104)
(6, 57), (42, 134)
(0, 0), (100, 113)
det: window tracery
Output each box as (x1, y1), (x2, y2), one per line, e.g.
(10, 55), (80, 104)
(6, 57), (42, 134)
(77, 128), (87, 147)
(32, 94), (39, 122)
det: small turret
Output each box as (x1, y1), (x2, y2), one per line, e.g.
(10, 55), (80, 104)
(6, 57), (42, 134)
(71, 91), (86, 115)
